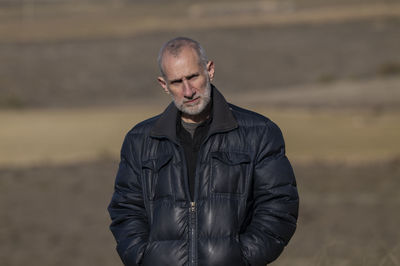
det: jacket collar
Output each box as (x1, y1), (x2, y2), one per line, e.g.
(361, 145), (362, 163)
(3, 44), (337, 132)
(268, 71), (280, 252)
(150, 85), (238, 143)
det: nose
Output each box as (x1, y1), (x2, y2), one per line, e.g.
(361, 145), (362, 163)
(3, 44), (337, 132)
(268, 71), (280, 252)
(182, 79), (195, 98)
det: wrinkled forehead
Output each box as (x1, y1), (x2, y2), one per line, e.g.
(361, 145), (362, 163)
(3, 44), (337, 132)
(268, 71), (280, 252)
(162, 48), (204, 79)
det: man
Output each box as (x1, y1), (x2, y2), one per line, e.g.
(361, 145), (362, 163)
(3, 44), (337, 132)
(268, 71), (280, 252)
(108, 37), (299, 266)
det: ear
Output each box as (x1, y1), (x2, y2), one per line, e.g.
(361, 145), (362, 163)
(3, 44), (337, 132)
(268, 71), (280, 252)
(206, 61), (215, 81)
(157, 76), (170, 94)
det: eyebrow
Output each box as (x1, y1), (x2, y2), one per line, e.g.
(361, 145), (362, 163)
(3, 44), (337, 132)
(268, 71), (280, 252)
(169, 73), (199, 84)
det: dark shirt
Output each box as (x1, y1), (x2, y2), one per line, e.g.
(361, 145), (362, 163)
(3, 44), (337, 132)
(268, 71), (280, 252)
(177, 113), (211, 201)
(181, 119), (201, 138)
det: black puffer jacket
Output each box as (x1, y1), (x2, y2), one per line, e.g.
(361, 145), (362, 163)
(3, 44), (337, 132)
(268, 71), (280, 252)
(108, 86), (299, 266)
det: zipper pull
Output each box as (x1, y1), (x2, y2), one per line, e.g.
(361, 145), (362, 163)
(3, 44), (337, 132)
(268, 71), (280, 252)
(190, 201), (196, 212)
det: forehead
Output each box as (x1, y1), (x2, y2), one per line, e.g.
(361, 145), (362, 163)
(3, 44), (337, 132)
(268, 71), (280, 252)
(162, 47), (203, 80)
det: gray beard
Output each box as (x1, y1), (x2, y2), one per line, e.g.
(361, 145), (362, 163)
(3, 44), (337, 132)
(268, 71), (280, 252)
(173, 82), (211, 116)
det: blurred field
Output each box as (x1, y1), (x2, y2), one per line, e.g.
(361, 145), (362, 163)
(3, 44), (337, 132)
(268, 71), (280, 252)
(1, 2), (400, 109)
(1, 0), (400, 265)
(1, 2), (400, 43)
(1, 159), (399, 266)
(1, 104), (400, 167)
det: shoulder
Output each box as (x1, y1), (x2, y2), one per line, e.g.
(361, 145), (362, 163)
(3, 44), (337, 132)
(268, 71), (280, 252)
(228, 103), (284, 144)
(228, 103), (277, 128)
(118, 114), (162, 159)
(125, 113), (161, 138)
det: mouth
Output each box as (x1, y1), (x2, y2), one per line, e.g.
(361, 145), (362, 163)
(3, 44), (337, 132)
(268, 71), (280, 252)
(184, 97), (200, 105)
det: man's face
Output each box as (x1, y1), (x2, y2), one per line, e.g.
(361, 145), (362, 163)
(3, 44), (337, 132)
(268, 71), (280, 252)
(158, 47), (214, 117)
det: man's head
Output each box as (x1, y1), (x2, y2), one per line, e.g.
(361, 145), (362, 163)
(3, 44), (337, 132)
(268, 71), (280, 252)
(157, 37), (215, 122)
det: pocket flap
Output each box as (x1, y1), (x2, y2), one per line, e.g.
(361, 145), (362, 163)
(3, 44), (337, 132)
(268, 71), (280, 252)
(211, 151), (250, 165)
(142, 154), (173, 172)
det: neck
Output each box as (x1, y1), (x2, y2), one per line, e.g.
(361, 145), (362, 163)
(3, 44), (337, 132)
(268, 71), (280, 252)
(181, 102), (211, 123)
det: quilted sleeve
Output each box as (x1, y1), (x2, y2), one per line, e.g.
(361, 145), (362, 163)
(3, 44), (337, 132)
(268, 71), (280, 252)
(108, 133), (149, 266)
(240, 120), (299, 266)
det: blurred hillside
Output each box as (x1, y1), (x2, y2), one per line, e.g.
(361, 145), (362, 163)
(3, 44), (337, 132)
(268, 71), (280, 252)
(1, 1), (400, 266)
(0, 0), (399, 109)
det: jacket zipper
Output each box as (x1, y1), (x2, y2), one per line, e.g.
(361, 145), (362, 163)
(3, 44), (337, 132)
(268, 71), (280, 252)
(189, 135), (207, 266)
(178, 143), (197, 265)
(189, 133), (213, 265)
(181, 132), (209, 265)
(189, 201), (196, 266)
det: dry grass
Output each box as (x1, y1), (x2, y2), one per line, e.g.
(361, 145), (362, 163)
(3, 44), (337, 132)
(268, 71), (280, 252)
(0, 105), (162, 167)
(266, 108), (400, 164)
(1, 105), (399, 167)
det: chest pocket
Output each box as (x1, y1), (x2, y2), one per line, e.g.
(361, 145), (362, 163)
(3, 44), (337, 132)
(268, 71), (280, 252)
(142, 154), (174, 201)
(210, 151), (251, 196)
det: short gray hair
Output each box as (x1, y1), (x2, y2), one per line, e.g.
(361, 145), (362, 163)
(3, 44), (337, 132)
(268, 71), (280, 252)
(157, 37), (208, 77)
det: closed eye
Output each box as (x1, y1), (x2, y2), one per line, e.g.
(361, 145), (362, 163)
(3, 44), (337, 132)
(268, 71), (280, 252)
(186, 73), (199, 80)
(170, 79), (182, 85)
(169, 73), (199, 85)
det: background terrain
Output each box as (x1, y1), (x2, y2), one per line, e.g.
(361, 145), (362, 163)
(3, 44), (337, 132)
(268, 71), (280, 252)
(1, 0), (400, 265)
